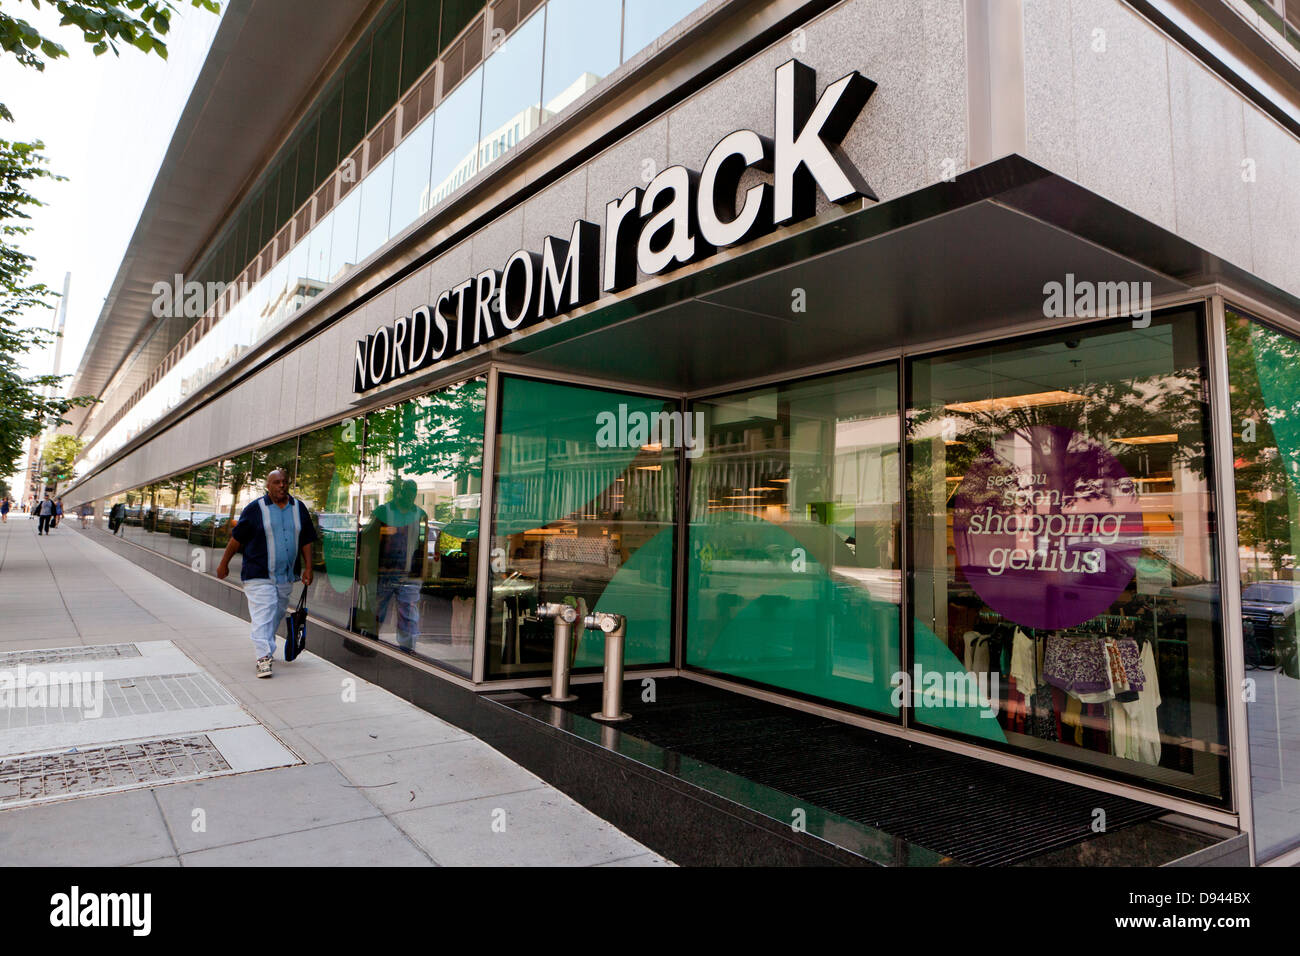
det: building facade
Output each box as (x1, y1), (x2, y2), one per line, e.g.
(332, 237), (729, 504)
(60, 0), (1300, 864)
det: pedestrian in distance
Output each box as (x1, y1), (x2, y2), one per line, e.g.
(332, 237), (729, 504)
(0, 497), (9, 523)
(35, 493), (55, 535)
(53, 498), (64, 528)
(78, 503), (92, 528)
(216, 468), (317, 678)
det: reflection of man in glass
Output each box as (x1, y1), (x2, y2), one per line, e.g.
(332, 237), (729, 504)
(364, 478), (428, 651)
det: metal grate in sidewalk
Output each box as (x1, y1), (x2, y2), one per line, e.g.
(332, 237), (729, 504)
(0, 644), (141, 667)
(0, 673), (236, 730)
(0, 735), (231, 806)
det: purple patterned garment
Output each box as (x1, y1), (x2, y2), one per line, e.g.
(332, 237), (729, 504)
(1043, 634), (1111, 694)
(1115, 637), (1145, 692)
(1043, 634), (1147, 695)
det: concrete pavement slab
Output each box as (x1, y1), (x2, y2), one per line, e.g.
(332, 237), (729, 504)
(262, 688), (424, 728)
(0, 789), (176, 866)
(181, 816), (435, 866)
(151, 762), (384, 853)
(334, 738), (548, 814)
(389, 788), (662, 867)
(293, 711), (468, 761)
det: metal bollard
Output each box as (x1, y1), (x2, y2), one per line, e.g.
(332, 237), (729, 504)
(535, 602), (580, 703)
(586, 612), (630, 722)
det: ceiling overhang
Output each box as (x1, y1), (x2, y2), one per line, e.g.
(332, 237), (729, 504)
(65, 0), (376, 435)
(484, 154), (1296, 392)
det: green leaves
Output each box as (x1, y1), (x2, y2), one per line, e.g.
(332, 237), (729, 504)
(39, 434), (85, 486)
(0, 135), (95, 477)
(0, 2), (221, 77)
(0, 1), (220, 480)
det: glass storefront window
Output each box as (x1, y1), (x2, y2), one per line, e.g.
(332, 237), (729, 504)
(356, 153), (395, 263)
(621, 0), (707, 61)
(541, 0), (620, 120)
(329, 186), (361, 280)
(305, 210), (334, 286)
(389, 113), (434, 239)
(1228, 311), (1300, 857)
(122, 488), (143, 543)
(489, 376), (677, 679)
(478, 9), (544, 173)
(191, 463), (222, 574)
(253, 437), (298, 489)
(282, 237), (312, 321)
(214, 454), (256, 579)
(355, 379), (486, 674)
(428, 66), (483, 209)
(294, 419), (363, 630)
(258, 259), (289, 344)
(907, 308), (1228, 801)
(160, 471), (194, 563)
(105, 492), (127, 535)
(140, 482), (163, 549)
(686, 365), (902, 715)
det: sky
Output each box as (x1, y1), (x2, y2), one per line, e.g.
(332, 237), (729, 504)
(1, 1), (225, 493)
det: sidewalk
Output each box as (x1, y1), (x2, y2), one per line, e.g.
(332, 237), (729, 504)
(0, 515), (669, 866)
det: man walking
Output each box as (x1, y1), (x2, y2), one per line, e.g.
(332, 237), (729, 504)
(216, 469), (316, 677)
(35, 493), (55, 535)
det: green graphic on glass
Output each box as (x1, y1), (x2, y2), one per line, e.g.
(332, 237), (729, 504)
(491, 377), (677, 675)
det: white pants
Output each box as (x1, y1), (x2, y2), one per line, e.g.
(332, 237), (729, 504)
(246, 579), (294, 659)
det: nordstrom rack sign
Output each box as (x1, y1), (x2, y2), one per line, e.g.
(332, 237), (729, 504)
(353, 59), (876, 393)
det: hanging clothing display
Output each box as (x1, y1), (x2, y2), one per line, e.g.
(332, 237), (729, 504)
(1112, 641), (1163, 765)
(963, 630), (990, 676)
(1043, 634), (1112, 696)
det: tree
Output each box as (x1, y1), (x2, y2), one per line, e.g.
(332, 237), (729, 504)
(1227, 314), (1300, 582)
(38, 432), (83, 485)
(0, 1), (222, 481)
(0, 137), (94, 475)
(0, 0), (221, 120)
(362, 379), (488, 495)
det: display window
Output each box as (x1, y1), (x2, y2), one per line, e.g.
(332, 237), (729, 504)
(487, 376), (677, 679)
(1228, 310), (1300, 854)
(354, 378), (486, 674)
(906, 307), (1229, 801)
(685, 364), (902, 715)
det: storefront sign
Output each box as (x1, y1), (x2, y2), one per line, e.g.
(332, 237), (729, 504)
(951, 425), (1142, 631)
(353, 58), (876, 393)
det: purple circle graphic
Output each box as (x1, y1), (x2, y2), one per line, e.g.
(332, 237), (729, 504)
(952, 425), (1141, 630)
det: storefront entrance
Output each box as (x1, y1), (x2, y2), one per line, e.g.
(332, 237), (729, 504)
(474, 157), (1253, 824)
(92, 156), (1300, 860)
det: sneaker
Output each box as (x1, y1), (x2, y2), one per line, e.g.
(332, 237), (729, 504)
(256, 655), (273, 678)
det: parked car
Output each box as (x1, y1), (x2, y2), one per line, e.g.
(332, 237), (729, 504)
(316, 512), (358, 567)
(1242, 580), (1300, 674)
(188, 511), (218, 545)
